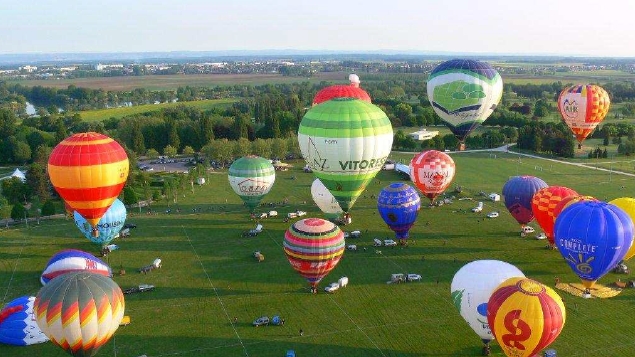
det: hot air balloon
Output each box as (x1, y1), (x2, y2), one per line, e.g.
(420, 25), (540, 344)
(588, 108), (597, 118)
(312, 74), (371, 105)
(0, 296), (49, 346)
(531, 186), (577, 245)
(34, 272), (125, 357)
(555, 201), (634, 290)
(451, 260), (525, 349)
(487, 277), (565, 357)
(74, 199), (126, 247)
(228, 155), (276, 213)
(48, 132), (129, 237)
(40, 249), (112, 285)
(502, 176), (548, 228)
(410, 150), (455, 203)
(427, 59), (503, 148)
(558, 84), (610, 146)
(552, 195), (597, 223)
(609, 197), (635, 261)
(377, 182), (421, 242)
(283, 218), (345, 293)
(298, 98), (393, 213)
(311, 179), (343, 220)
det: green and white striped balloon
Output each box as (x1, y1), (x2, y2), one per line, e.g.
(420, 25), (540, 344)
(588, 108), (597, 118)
(228, 156), (276, 212)
(298, 98), (393, 212)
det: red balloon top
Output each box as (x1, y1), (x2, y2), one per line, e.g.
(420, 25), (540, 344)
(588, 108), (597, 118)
(313, 85), (371, 105)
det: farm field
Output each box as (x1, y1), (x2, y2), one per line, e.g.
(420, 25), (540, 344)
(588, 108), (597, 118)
(1, 152), (635, 357)
(78, 98), (238, 122)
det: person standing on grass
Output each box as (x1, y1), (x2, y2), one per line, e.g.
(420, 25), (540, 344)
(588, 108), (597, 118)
(299, 329), (304, 336)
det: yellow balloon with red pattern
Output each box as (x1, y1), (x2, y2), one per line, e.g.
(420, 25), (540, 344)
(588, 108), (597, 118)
(487, 277), (566, 357)
(558, 84), (610, 145)
(48, 132), (129, 235)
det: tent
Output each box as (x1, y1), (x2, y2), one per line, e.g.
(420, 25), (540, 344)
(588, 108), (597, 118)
(11, 168), (26, 182)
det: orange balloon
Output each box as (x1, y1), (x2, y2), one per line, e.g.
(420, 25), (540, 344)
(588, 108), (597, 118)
(558, 84), (610, 144)
(531, 186), (577, 245)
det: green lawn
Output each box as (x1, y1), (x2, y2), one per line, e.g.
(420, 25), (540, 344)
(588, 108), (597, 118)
(76, 99), (238, 122)
(2, 153), (635, 356)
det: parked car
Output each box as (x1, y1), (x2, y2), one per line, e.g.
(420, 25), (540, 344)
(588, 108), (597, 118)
(346, 244), (357, 251)
(407, 274), (422, 281)
(123, 284), (155, 295)
(384, 239), (397, 247)
(373, 238), (382, 247)
(123, 223), (137, 229)
(487, 211), (499, 218)
(535, 233), (547, 240)
(521, 226), (535, 234)
(324, 282), (340, 293)
(252, 316), (270, 327)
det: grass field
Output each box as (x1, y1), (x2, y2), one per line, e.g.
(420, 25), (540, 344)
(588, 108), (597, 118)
(77, 99), (238, 122)
(2, 152), (635, 357)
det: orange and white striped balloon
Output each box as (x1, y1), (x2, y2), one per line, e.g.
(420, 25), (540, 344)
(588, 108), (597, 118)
(487, 277), (565, 357)
(48, 132), (129, 231)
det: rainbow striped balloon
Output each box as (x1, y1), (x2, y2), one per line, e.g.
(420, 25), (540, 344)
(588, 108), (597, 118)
(487, 277), (565, 357)
(34, 272), (124, 357)
(283, 218), (345, 288)
(48, 132), (129, 232)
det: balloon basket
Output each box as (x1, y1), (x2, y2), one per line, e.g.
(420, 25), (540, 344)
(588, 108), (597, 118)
(555, 282), (622, 299)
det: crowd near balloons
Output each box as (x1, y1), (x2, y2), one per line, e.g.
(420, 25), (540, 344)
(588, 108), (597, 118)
(2, 59), (629, 357)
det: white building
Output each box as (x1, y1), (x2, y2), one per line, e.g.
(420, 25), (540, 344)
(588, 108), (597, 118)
(409, 129), (439, 141)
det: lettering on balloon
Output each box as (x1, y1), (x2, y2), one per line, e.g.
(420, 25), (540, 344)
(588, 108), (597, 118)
(561, 98), (579, 119)
(501, 309), (531, 352)
(338, 156), (388, 171)
(85, 259), (97, 270)
(559, 238), (597, 254)
(237, 179), (268, 195)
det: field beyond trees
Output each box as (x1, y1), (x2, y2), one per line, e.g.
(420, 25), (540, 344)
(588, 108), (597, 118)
(2, 152), (635, 357)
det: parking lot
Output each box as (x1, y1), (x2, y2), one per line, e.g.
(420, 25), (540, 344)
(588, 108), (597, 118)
(138, 157), (196, 173)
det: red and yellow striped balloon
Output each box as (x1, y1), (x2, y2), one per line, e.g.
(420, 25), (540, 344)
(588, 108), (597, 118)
(48, 132), (129, 232)
(34, 272), (125, 357)
(531, 186), (577, 245)
(487, 277), (565, 357)
(284, 218), (345, 288)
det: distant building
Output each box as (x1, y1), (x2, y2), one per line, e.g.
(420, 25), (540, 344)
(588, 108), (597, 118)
(19, 65), (37, 72)
(409, 129), (439, 141)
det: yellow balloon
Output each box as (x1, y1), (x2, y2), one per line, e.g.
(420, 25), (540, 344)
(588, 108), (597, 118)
(609, 197), (635, 260)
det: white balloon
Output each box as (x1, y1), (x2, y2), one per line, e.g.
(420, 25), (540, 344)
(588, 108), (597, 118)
(450, 260), (525, 344)
(311, 179), (343, 218)
(349, 73), (360, 86)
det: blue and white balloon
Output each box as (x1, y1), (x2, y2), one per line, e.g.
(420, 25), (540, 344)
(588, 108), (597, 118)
(74, 198), (126, 246)
(40, 249), (112, 285)
(0, 296), (48, 346)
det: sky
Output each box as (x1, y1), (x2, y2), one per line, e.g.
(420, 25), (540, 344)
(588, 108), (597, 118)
(1, 0), (635, 57)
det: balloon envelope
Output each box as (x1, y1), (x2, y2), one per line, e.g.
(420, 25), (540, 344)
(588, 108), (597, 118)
(48, 132), (129, 231)
(487, 277), (565, 357)
(298, 98), (393, 212)
(311, 179), (343, 220)
(555, 201), (634, 288)
(313, 85), (371, 105)
(502, 176), (548, 226)
(34, 272), (125, 357)
(558, 84), (610, 144)
(531, 186), (577, 244)
(40, 249), (112, 285)
(427, 59), (503, 142)
(228, 156), (275, 212)
(0, 296), (49, 346)
(552, 195), (597, 223)
(451, 260), (525, 345)
(283, 218), (345, 287)
(410, 150), (456, 202)
(377, 182), (421, 240)
(609, 197), (635, 260)
(74, 199), (126, 246)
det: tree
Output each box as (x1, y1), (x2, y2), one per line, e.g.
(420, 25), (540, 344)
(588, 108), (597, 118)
(251, 139), (271, 159)
(182, 146), (195, 155)
(166, 119), (180, 151)
(1, 177), (29, 204)
(41, 200), (56, 216)
(123, 186), (139, 206)
(233, 138), (251, 158)
(0, 108), (16, 138)
(163, 145), (177, 157)
(0, 196), (11, 226)
(26, 163), (50, 201)
(146, 148), (160, 158)
(131, 121), (146, 154)
(12, 141), (32, 163)
(33, 145), (52, 166)
(54, 120), (68, 143)
(394, 103), (414, 126)
(11, 203), (26, 221)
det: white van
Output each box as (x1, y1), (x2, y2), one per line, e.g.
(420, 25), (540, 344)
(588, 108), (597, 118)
(521, 226), (535, 235)
(472, 202), (484, 213)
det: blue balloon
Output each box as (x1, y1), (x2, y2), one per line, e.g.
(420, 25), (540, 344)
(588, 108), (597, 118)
(555, 201), (634, 288)
(502, 176), (548, 226)
(0, 296), (48, 346)
(74, 198), (126, 246)
(377, 183), (421, 240)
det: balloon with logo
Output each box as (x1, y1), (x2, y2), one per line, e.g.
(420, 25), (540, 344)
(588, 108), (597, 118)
(228, 155), (276, 213)
(555, 201), (634, 289)
(298, 98), (393, 213)
(609, 197), (635, 261)
(311, 179), (343, 220)
(531, 186), (578, 245)
(74, 198), (126, 247)
(377, 182), (421, 242)
(48, 132), (129, 237)
(427, 59), (503, 145)
(502, 176), (548, 227)
(0, 296), (49, 346)
(40, 249), (112, 285)
(558, 84), (610, 145)
(34, 272), (125, 357)
(313, 74), (371, 105)
(488, 277), (565, 357)
(410, 150), (456, 203)
(283, 218), (345, 291)
(451, 260), (525, 348)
